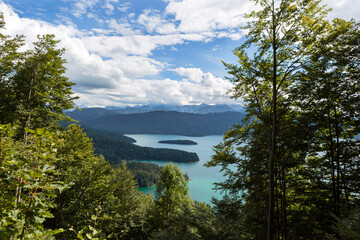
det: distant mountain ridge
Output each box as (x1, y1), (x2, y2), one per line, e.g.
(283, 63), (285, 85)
(67, 108), (245, 137)
(104, 103), (244, 114)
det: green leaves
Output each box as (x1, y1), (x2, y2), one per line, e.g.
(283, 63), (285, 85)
(0, 31), (77, 135)
(214, 0), (360, 238)
(0, 124), (66, 239)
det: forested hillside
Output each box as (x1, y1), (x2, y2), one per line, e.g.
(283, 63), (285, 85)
(85, 127), (199, 163)
(122, 162), (162, 187)
(83, 127), (136, 143)
(68, 109), (245, 136)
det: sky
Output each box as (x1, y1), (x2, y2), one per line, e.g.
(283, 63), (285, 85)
(0, 0), (359, 107)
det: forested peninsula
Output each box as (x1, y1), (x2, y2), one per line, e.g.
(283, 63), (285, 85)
(85, 127), (199, 163)
(158, 139), (198, 145)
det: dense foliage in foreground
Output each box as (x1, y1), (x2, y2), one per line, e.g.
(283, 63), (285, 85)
(0, 16), (214, 239)
(207, 0), (360, 239)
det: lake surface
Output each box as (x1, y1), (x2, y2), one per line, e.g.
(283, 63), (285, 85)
(125, 134), (225, 203)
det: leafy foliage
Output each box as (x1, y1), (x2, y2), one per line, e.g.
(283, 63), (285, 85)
(0, 125), (65, 239)
(124, 162), (161, 187)
(208, 0), (360, 239)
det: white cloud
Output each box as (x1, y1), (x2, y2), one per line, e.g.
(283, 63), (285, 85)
(103, 0), (118, 15)
(80, 34), (182, 57)
(118, 2), (132, 12)
(323, 0), (360, 21)
(65, 0), (119, 18)
(75, 74), (236, 107)
(68, 0), (99, 18)
(2, 0), (358, 108)
(171, 67), (204, 83)
(0, 2), (236, 107)
(164, 0), (254, 33)
(107, 18), (139, 35)
(138, 9), (177, 34)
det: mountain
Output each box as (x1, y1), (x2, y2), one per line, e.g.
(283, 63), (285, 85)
(105, 103), (244, 114)
(67, 107), (117, 122)
(67, 109), (245, 136)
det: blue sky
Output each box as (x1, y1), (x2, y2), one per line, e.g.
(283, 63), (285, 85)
(0, 0), (358, 107)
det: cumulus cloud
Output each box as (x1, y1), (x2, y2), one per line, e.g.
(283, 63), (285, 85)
(107, 18), (139, 35)
(323, 0), (360, 20)
(164, 0), (254, 33)
(171, 67), (204, 83)
(134, 0), (251, 39)
(67, 0), (100, 18)
(1, 0), (358, 107)
(75, 74), (235, 107)
(103, 0), (119, 15)
(118, 2), (131, 13)
(138, 9), (177, 35)
(0, 2), (237, 107)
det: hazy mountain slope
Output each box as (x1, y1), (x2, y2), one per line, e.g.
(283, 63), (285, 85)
(67, 108), (116, 122)
(68, 109), (245, 136)
(105, 104), (244, 114)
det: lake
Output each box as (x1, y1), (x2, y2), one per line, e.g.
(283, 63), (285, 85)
(125, 134), (225, 203)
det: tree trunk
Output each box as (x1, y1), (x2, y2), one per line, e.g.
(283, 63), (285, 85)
(328, 108), (338, 216)
(268, 1), (277, 238)
(334, 107), (341, 216)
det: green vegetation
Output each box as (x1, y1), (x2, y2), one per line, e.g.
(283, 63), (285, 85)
(0, 19), (153, 238)
(85, 128), (199, 164)
(158, 139), (198, 145)
(206, 0), (360, 239)
(123, 162), (162, 187)
(1, 0), (360, 238)
(67, 109), (245, 136)
(83, 128), (197, 187)
(83, 127), (136, 143)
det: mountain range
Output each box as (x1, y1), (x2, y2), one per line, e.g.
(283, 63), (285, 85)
(67, 108), (245, 137)
(76, 103), (244, 114)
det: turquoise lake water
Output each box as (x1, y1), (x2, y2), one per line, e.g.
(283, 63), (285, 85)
(125, 134), (225, 203)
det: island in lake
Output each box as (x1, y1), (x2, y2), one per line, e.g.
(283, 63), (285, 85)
(158, 139), (198, 145)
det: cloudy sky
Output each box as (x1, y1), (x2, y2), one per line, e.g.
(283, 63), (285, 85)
(1, 0), (358, 107)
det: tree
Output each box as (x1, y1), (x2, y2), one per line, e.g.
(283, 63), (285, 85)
(0, 13), (24, 125)
(0, 29), (77, 138)
(98, 164), (153, 240)
(12, 35), (76, 138)
(216, 0), (330, 238)
(0, 124), (66, 239)
(148, 163), (193, 237)
(1, 15), (153, 239)
(292, 18), (360, 227)
(154, 163), (192, 222)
